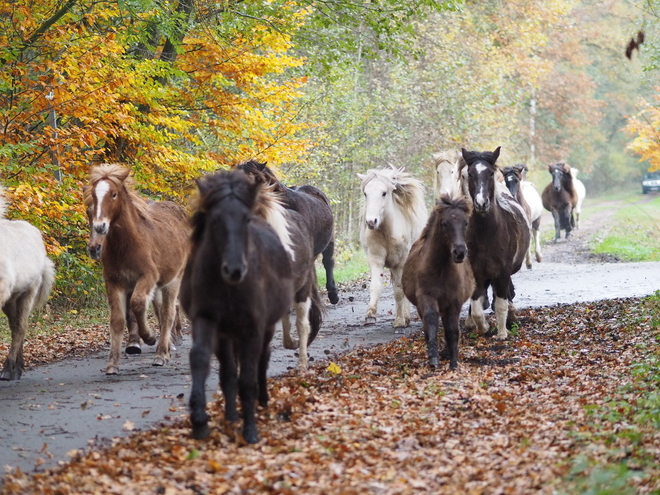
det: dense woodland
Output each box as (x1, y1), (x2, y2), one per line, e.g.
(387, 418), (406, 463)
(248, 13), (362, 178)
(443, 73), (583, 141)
(0, 0), (659, 308)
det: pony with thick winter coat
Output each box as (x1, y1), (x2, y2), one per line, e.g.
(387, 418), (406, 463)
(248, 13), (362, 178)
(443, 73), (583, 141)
(461, 147), (531, 340)
(358, 165), (428, 329)
(235, 161), (324, 369)
(432, 149), (468, 199)
(402, 195), (475, 370)
(0, 186), (55, 380)
(84, 164), (190, 375)
(180, 169), (295, 444)
(235, 160), (338, 305)
(501, 164), (543, 268)
(541, 162), (579, 240)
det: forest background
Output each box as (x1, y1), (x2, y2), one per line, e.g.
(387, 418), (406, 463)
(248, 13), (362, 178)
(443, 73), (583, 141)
(1, 0), (659, 309)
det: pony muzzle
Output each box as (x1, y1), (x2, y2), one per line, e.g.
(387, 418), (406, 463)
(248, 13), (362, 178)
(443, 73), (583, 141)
(366, 218), (379, 230)
(88, 242), (102, 260)
(221, 261), (247, 284)
(452, 245), (467, 263)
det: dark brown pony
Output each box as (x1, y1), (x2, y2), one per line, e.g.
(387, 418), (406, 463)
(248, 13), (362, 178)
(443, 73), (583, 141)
(460, 147), (531, 340)
(541, 162), (578, 240)
(402, 195), (475, 370)
(83, 164), (189, 375)
(235, 160), (338, 305)
(180, 169), (295, 443)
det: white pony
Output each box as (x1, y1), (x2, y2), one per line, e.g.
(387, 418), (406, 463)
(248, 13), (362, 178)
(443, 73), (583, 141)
(432, 149), (467, 198)
(0, 186), (55, 380)
(357, 165), (428, 330)
(570, 167), (587, 228)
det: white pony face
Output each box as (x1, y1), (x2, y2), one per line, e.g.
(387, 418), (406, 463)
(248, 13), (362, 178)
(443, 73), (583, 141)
(436, 157), (461, 198)
(361, 177), (394, 230)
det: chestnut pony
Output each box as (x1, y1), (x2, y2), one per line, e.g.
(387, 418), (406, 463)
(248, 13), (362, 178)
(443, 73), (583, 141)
(84, 164), (189, 375)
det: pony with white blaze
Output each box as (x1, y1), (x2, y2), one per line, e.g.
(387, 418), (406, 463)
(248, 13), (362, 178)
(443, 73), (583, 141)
(358, 165), (428, 329)
(0, 186), (55, 380)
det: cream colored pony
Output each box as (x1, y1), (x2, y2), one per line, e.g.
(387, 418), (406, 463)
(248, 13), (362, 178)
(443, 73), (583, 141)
(357, 165), (428, 330)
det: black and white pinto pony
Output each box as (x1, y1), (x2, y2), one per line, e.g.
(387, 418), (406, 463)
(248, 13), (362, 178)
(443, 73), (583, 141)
(402, 195), (475, 370)
(501, 164), (543, 269)
(0, 186), (55, 380)
(460, 148), (531, 340)
(358, 165), (428, 330)
(235, 160), (324, 370)
(180, 169), (295, 444)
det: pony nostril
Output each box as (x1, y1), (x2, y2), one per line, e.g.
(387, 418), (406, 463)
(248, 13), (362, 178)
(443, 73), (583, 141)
(94, 223), (108, 235)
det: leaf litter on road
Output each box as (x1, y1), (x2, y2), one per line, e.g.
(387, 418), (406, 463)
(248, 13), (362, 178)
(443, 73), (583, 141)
(2, 296), (660, 494)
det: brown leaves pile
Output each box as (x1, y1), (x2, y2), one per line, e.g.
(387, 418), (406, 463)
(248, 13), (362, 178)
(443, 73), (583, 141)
(3, 298), (660, 495)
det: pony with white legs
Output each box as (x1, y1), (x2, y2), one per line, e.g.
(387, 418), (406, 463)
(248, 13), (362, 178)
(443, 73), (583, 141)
(570, 167), (587, 229)
(0, 186), (55, 380)
(357, 165), (428, 330)
(502, 164), (543, 268)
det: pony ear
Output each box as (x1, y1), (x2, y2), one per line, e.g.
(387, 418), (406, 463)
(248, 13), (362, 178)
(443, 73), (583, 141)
(356, 173), (366, 181)
(492, 146), (501, 161)
(195, 177), (210, 195)
(547, 164), (553, 172)
(116, 167), (131, 182)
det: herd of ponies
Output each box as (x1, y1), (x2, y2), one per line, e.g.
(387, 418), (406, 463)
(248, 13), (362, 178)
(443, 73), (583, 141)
(0, 148), (586, 443)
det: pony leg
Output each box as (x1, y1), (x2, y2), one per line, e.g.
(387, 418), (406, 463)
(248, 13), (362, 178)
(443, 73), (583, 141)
(391, 267), (410, 330)
(441, 305), (462, 371)
(525, 232), (533, 270)
(469, 297), (489, 336)
(281, 312), (297, 349)
(129, 276), (158, 347)
(552, 209), (561, 241)
(217, 338), (238, 422)
(258, 327), (275, 408)
(189, 316), (215, 439)
(0, 290), (34, 380)
(237, 335), (264, 444)
(322, 239), (339, 305)
(419, 297), (440, 367)
(125, 305), (141, 355)
(106, 288), (127, 375)
(365, 254), (386, 324)
(294, 298), (312, 370)
(493, 296), (509, 340)
(153, 284), (178, 367)
(533, 226), (543, 263)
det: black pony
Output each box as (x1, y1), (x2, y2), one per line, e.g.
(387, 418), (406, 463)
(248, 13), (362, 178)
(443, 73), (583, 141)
(541, 162), (578, 240)
(235, 160), (339, 305)
(180, 169), (295, 443)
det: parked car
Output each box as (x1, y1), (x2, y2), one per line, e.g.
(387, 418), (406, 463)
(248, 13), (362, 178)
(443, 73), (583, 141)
(642, 171), (660, 194)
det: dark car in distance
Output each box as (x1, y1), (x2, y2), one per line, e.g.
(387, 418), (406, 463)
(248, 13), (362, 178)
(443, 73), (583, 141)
(642, 171), (660, 194)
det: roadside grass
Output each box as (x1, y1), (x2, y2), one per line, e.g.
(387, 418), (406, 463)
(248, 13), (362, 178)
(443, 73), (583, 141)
(591, 193), (660, 261)
(316, 244), (368, 288)
(0, 306), (108, 346)
(556, 291), (660, 494)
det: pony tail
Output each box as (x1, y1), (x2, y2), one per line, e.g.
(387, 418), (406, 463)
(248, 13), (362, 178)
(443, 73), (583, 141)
(0, 185), (7, 219)
(306, 270), (324, 346)
(34, 258), (55, 311)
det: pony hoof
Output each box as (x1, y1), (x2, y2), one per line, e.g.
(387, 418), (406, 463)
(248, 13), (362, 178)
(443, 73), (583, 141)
(152, 357), (167, 367)
(428, 357), (439, 368)
(393, 327), (406, 335)
(125, 344), (142, 355)
(449, 361), (458, 371)
(328, 291), (339, 305)
(364, 316), (376, 325)
(283, 339), (298, 350)
(191, 423), (210, 440)
(141, 335), (157, 346)
(0, 370), (19, 381)
(105, 366), (119, 375)
(495, 332), (509, 341)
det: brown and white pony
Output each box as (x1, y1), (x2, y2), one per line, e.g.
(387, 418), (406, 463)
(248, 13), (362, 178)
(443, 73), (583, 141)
(461, 147), (530, 340)
(541, 162), (579, 240)
(402, 195), (475, 370)
(84, 164), (190, 375)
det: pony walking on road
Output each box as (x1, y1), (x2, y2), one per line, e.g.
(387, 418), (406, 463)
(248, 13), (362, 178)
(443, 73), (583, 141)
(0, 186), (55, 380)
(402, 195), (474, 370)
(542, 162), (580, 240)
(461, 147), (530, 340)
(84, 164), (189, 375)
(502, 164), (543, 268)
(358, 165), (428, 330)
(180, 169), (295, 444)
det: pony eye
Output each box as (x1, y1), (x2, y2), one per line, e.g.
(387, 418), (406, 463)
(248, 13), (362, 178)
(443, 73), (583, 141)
(382, 192), (386, 197)
(112, 193), (117, 199)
